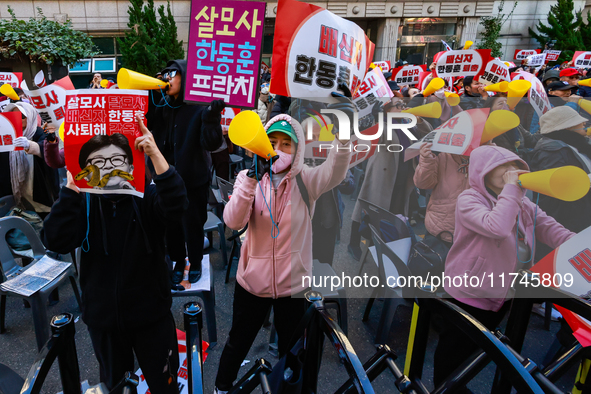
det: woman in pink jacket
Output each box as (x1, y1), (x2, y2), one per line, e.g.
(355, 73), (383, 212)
(214, 114), (351, 393)
(433, 145), (575, 390)
(413, 143), (470, 245)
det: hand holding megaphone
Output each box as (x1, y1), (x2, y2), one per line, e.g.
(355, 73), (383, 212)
(518, 166), (591, 201)
(247, 154), (277, 180)
(504, 169), (530, 187)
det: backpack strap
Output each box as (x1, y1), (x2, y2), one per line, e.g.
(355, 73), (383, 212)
(295, 173), (311, 218)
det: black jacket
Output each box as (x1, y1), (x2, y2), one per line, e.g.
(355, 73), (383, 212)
(42, 166), (188, 330)
(529, 137), (591, 233)
(148, 60), (223, 189)
(458, 92), (486, 111)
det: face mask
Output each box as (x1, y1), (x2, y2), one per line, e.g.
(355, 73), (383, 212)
(271, 149), (292, 174)
(434, 89), (446, 99)
(21, 98), (30, 104)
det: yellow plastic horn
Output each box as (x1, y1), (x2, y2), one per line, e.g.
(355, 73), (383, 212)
(423, 77), (445, 97)
(484, 81), (509, 93)
(444, 91), (460, 106)
(579, 79), (591, 87)
(0, 84), (19, 101)
(228, 111), (277, 159)
(507, 80), (531, 110)
(578, 99), (591, 115)
(100, 79), (109, 88)
(402, 102), (442, 118)
(463, 41), (474, 50)
(58, 122), (65, 142)
(117, 68), (169, 90)
(481, 110), (520, 143)
(518, 166), (591, 202)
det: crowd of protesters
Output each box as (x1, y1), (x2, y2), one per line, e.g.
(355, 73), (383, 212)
(1, 52), (590, 394)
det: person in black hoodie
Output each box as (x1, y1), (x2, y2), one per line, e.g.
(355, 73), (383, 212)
(148, 60), (225, 283)
(43, 115), (188, 394)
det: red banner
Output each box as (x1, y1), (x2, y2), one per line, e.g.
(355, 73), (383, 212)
(64, 90), (148, 197)
(0, 72), (23, 89)
(270, 0), (375, 98)
(373, 61), (391, 71)
(514, 49), (541, 61)
(0, 112), (23, 152)
(391, 64), (428, 86)
(543, 50), (561, 62)
(434, 49), (491, 78)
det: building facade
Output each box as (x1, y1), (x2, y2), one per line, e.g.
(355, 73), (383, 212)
(1, 0), (589, 85)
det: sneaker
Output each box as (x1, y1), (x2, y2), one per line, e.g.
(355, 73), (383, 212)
(348, 244), (362, 261)
(532, 303), (562, 322)
(214, 387), (229, 394)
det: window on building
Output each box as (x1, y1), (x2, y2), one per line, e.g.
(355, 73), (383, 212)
(69, 36), (124, 88)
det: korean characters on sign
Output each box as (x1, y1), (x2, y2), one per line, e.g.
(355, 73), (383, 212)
(373, 61), (391, 71)
(185, 0), (266, 109)
(526, 53), (547, 67)
(513, 72), (550, 117)
(543, 50), (561, 62)
(0, 112), (23, 152)
(0, 72), (23, 89)
(573, 51), (591, 68)
(434, 49), (491, 78)
(478, 59), (511, 86)
(271, 0), (374, 99)
(514, 49), (541, 61)
(391, 65), (427, 86)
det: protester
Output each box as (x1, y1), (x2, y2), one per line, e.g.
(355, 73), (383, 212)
(434, 145), (575, 392)
(529, 81), (582, 134)
(214, 113), (352, 393)
(89, 73), (103, 89)
(43, 115), (187, 394)
(1, 102), (59, 215)
(211, 125), (232, 182)
(148, 59), (225, 283)
(43, 126), (66, 169)
(560, 68), (582, 88)
(256, 86), (272, 125)
(458, 76), (488, 110)
(542, 70), (561, 90)
(425, 85), (463, 127)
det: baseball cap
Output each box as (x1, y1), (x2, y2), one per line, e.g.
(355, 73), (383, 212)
(267, 119), (298, 143)
(560, 68), (581, 78)
(542, 70), (560, 83)
(388, 80), (400, 91)
(547, 81), (577, 92)
(540, 106), (588, 134)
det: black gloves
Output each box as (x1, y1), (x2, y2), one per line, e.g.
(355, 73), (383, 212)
(202, 99), (226, 122)
(247, 154), (277, 180)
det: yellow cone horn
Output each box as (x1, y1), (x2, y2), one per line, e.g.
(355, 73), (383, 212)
(444, 91), (460, 106)
(117, 68), (169, 90)
(578, 99), (591, 115)
(506, 80), (531, 110)
(402, 102), (442, 118)
(100, 79), (109, 88)
(228, 111), (277, 159)
(463, 41), (474, 50)
(481, 110), (520, 143)
(518, 166), (590, 202)
(579, 79), (591, 87)
(484, 81), (509, 93)
(0, 84), (19, 101)
(59, 122), (65, 142)
(423, 77), (445, 97)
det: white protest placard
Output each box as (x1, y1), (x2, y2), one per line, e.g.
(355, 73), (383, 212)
(526, 52), (547, 67)
(434, 49), (491, 78)
(573, 51), (591, 68)
(373, 61), (391, 71)
(404, 108), (489, 161)
(25, 76), (74, 127)
(543, 50), (561, 62)
(514, 49), (540, 61)
(391, 65), (428, 87)
(0, 112), (23, 153)
(512, 71), (550, 117)
(0, 72), (22, 89)
(478, 58), (511, 85)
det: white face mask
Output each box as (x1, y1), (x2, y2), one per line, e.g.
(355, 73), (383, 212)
(271, 149), (292, 174)
(434, 89), (446, 99)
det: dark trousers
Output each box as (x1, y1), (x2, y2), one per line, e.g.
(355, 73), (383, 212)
(211, 148), (230, 182)
(312, 220), (339, 266)
(167, 185), (209, 273)
(215, 283), (308, 390)
(433, 299), (511, 392)
(88, 313), (179, 394)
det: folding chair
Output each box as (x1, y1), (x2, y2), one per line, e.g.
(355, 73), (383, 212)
(0, 216), (81, 350)
(0, 195), (15, 217)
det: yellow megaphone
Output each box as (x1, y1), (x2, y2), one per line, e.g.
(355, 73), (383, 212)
(58, 122), (65, 142)
(100, 79), (109, 88)
(518, 166), (590, 202)
(228, 111), (277, 159)
(579, 79), (591, 87)
(117, 68), (169, 90)
(506, 80), (531, 110)
(402, 102), (442, 118)
(423, 78), (445, 97)
(484, 81), (509, 93)
(0, 84), (19, 101)
(444, 91), (460, 106)
(578, 99), (591, 115)
(463, 41), (474, 50)
(481, 110), (520, 143)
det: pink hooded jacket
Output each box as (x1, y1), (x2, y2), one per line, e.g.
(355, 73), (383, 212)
(223, 114), (352, 298)
(444, 145), (575, 311)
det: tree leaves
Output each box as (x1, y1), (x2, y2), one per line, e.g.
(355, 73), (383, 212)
(476, 0), (518, 58)
(0, 6), (99, 66)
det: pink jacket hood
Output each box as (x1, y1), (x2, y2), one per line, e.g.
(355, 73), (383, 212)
(444, 145), (575, 311)
(223, 113), (352, 298)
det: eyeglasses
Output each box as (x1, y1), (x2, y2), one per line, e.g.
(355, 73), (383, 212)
(162, 70), (178, 80)
(87, 155), (128, 169)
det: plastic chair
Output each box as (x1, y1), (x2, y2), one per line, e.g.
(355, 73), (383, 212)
(172, 257), (218, 347)
(204, 212), (228, 266)
(229, 154), (244, 180)
(363, 223), (414, 345)
(0, 195), (15, 217)
(0, 216), (81, 350)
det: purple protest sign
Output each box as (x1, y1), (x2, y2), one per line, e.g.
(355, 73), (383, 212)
(185, 0), (265, 109)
